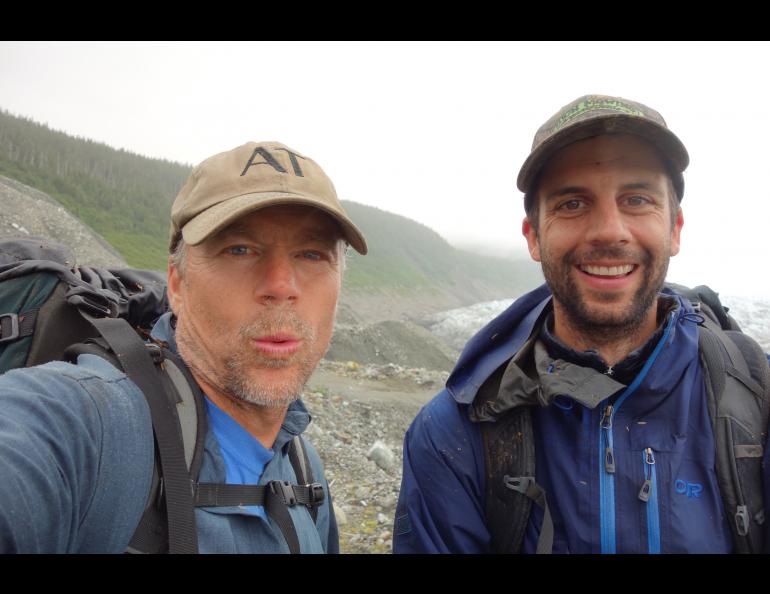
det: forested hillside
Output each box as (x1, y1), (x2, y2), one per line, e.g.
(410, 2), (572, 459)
(0, 109), (189, 269)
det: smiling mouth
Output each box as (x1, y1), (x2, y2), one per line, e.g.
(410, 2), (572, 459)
(579, 264), (636, 277)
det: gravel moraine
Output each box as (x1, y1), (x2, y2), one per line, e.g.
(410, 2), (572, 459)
(301, 361), (447, 554)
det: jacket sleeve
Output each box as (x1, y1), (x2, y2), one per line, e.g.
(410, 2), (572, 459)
(0, 356), (154, 553)
(393, 390), (491, 553)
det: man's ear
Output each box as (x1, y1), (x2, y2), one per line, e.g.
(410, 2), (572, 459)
(670, 207), (684, 257)
(167, 256), (183, 315)
(522, 217), (541, 262)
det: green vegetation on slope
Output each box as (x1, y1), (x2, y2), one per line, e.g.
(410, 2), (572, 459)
(340, 201), (454, 290)
(0, 109), (190, 270)
(340, 201), (542, 297)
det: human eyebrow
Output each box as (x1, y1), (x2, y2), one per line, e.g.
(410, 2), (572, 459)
(619, 182), (656, 192)
(618, 182), (668, 203)
(544, 186), (590, 203)
(297, 230), (340, 247)
(209, 227), (252, 246)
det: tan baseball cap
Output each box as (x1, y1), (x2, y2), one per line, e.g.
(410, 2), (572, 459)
(169, 141), (368, 254)
(518, 95), (689, 211)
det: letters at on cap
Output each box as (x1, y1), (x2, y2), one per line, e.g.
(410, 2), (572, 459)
(240, 146), (307, 177)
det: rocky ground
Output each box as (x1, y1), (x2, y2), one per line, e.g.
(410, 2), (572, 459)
(326, 320), (459, 372)
(301, 360), (447, 554)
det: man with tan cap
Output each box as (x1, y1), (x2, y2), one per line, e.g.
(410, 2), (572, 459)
(394, 95), (770, 554)
(0, 142), (367, 553)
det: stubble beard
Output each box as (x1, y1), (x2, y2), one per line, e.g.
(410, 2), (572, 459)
(178, 309), (323, 410)
(224, 310), (320, 409)
(541, 244), (670, 346)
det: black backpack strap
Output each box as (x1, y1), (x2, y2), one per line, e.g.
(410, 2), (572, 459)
(125, 347), (208, 554)
(192, 480), (325, 555)
(190, 437), (325, 555)
(265, 483), (302, 554)
(501, 475), (554, 554)
(289, 435), (320, 523)
(482, 405), (552, 553)
(86, 316), (199, 554)
(698, 315), (770, 553)
(192, 435), (326, 555)
(193, 482), (325, 508)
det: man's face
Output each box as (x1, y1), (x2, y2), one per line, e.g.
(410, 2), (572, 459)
(168, 204), (343, 409)
(522, 134), (684, 338)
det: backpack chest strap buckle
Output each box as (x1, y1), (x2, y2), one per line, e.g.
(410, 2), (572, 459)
(269, 480), (298, 506)
(0, 313), (19, 344)
(307, 482), (325, 507)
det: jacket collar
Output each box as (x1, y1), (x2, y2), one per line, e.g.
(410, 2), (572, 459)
(453, 285), (695, 417)
(539, 296), (678, 383)
(470, 336), (627, 421)
(446, 284), (552, 405)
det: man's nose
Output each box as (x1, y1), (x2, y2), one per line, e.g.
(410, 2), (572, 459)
(585, 202), (631, 245)
(255, 253), (299, 304)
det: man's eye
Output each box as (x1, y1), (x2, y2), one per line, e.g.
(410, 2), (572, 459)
(558, 199), (584, 211)
(227, 246), (251, 256)
(625, 195), (650, 206)
(301, 251), (323, 261)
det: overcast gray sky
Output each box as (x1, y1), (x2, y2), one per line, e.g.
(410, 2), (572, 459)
(2, 41), (768, 297)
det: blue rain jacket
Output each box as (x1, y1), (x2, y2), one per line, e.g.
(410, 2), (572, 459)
(394, 284), (767, 554)
(0, 313), (337, 553)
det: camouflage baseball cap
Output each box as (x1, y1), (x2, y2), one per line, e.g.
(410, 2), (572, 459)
(170, 141), (368, 254)
(518, 95), (689, 209)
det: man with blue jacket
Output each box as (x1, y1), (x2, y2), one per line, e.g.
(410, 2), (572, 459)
(393, 95), (769, 554)
(0, 141), (368, 553)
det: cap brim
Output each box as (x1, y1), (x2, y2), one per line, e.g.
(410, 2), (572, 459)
(517, 115), (690, 194)
(181, 192), (368, 255)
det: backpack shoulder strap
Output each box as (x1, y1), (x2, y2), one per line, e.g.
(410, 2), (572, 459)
(478, 364), (553, 554)
(123, 345), (209, 554)
(289, 435), (320, 523)
(65, 319), (200, 554)
(666, 282), (742, 331)
(698, 314), (770, 553)
(481, 407), (554, 554)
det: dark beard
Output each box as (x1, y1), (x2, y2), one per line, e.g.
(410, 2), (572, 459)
(542, 244), (669, 345)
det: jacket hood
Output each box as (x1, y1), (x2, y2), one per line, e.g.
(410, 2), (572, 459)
(446, 284), (552, 405)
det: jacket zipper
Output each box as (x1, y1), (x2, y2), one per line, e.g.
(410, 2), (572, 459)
(638, 447), (660, 553)
(598, 311), (677, 554)
(599, 404), (615, 552)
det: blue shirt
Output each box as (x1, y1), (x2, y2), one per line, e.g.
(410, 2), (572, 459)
(204, 396), (274, 520)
